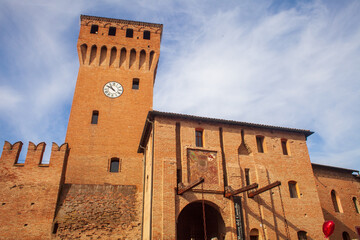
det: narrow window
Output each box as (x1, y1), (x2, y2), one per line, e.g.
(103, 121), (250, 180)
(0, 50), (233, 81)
(132, 78), (139, 90)
(331, 190), (343, 212)
(195, 129), (203, 147)
(143, 30), (150, 40)
(91, 111), (99, 124)
(342, 232), (350, 240)
(281, 139), (288, 155)
(297, 231), (307, 240)
(353, 197), (359, 213)
(245, 168), (250, 186)
(126, 28), (133, 38)
(90, 25), (98, 34)
(288, 181), (299, 198)
(110, 158), (120, 172)
(108, 27), (116, 36)
(256, 136), (264, 153)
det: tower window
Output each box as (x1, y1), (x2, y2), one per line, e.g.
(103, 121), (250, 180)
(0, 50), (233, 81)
(256, 136), (264, 153)
(281, 139), (288, 155)
(126, 28), (133, 38)
(108, 27), (116, 36)
(143, 30), (150, 40)
(90, 25), (98, 34)
(91, 111), (99, 124)
(288, 181), (299, 198)
(110, 158), (120, 172)
(245, 168), (250, 186)
(132, 78), (139, 89)
(195, 129), (203, 147)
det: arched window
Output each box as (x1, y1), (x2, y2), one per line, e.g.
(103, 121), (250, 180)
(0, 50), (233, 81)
(342, 231), (350, 240)
(353, 197), (359, 213)
(250, 228), (260, 240)
(297, 231), (307, 240)
(331, 190), (343, 213)
(288, 181), (299, 198)
(109, 158), (120, 172)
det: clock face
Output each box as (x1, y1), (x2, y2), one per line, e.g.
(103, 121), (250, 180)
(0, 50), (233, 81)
(103, 81), (123, 98)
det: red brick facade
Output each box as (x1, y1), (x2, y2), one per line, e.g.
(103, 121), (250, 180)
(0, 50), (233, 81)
(0, 15), (359, 240)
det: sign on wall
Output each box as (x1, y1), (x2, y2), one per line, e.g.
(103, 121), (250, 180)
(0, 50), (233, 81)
(187, 149), (219, 184)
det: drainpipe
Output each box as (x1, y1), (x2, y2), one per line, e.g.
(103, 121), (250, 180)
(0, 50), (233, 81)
(148, 118), (155, 240)
(140, 144), (146, 240)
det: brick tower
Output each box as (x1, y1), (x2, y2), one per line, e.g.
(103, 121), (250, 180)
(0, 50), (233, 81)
(65, 15), (162, 186)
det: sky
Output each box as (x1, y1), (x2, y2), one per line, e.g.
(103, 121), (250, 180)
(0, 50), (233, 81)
(0, 0), (359, 170)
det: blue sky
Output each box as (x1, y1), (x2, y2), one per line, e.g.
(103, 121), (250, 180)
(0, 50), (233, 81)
(0, 0), (359, 170)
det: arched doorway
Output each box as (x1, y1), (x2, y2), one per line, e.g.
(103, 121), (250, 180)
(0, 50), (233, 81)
(177, 201), (226, 240)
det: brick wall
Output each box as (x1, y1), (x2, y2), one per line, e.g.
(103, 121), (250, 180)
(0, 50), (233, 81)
(0, 141), (67, 240)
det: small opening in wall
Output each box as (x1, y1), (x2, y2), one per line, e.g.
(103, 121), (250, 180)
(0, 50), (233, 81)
(31, 202), (34, 205)
(256, 136), (264, 153)
(108, 27), (116, 36)
(195, 129), (203, 147)
(91, 111), (99, 124)
(126, 28), (133, 38)
(288, 181), (299, 198)
(143, 30), (150, 40)
(90, 25), (98, 34)
(24, 224), (28, 227)
(110, 158), (120, 172)
(245, 168), (250, 186)
(2, 203), (5, 205)
(132, 78), (139, 90)
(281, 139), (288, 155)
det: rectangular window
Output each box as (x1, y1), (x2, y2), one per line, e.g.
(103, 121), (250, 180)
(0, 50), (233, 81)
(91, 111), (99, 124)
(108, 27), (116, 36)
(90, 25), (98, 34)
(110, 158), (120, 172)
(143, 30), (150, 40)
(289, 181), (299, 198)
(126, 28), (133, 38)
(256, 136), (264, 153)
(195, 129), (203, 147)
(245, 168), (250, 185)
(281, 139), (288, 155)
(132, 78), (139, 89)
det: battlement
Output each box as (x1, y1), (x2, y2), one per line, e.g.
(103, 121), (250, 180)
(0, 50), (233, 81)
(0, 141), (68, 168)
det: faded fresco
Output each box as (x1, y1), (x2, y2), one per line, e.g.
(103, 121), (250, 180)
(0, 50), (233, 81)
(187, 149), (219, 184)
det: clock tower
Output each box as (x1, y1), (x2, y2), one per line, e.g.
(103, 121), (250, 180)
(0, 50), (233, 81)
(65, 15), (162, 186)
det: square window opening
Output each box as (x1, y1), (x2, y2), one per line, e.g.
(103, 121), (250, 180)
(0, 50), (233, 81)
(143, 30), (150, 40)
(108, 27), (116, 36)
(126, 28), (133, 38)
(90, 25), (98, 34)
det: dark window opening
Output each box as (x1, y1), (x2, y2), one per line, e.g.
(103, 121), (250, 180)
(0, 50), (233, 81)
(110, 158), (120, 172)
(195, 129), (203, 147)
(331, 190), (342, 212)
(297, 231), (307, 240)
(143, 30), (150, 40)
(245, 168), (250, 185)
(353, 197), (359, 213)
(108, 27), (116, 36)
(126, 28), (133, 38)
(90, 25), (98, 34)
(52, 223), (59, 234)
(132, 78), (139, 90)
(342, 232), (351, 240)
(91, 111), (99, 124)
(281, 139), (288, 155)
(256, 136), (264, 153)
(288, 181), (299, 198)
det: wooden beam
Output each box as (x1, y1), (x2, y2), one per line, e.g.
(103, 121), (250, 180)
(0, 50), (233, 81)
(248, 181), (281, 198)
(177, 177), (204, 195)
(225, 183), (258, 198)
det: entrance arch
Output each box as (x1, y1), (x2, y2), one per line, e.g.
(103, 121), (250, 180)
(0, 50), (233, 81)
(177, 201), (226, 240)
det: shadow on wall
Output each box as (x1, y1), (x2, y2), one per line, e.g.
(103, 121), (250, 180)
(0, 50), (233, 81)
(322, 208), (357, 240)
